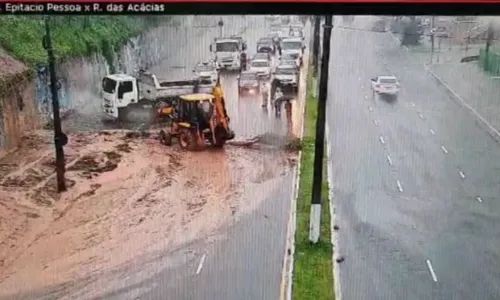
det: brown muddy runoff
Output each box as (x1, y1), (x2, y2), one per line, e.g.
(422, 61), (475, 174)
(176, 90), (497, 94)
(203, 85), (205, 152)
(0, 129), (298, 297)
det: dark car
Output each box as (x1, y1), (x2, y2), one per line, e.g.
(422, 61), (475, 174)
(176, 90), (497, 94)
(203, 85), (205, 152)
(273, 63), (299, 93)
(268, 29), (282, 49)
(238, 71), (260, 95)
(257, 38), (276, 55)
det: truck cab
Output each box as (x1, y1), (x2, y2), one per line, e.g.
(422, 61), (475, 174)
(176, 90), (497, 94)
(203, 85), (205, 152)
(210, 36), (247, 71)
(102, 74), (138, 119)
(279, 37), (306, 67)
(102, 70), (213, 122)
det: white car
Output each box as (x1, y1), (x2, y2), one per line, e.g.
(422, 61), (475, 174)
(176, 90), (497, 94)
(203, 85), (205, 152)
(193, 61), (218, 84)
(371, 76), (400, 96)
(249, 59), (271, 79)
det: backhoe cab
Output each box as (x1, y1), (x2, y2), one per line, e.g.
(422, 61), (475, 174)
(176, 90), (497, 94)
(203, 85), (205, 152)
(157, 83), (235, 150)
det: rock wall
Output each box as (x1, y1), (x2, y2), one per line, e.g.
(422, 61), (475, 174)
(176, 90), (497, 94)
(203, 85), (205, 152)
(0, 49), (40, 156)
(0, 15), (212, 151)
(34, 16), (191, 128)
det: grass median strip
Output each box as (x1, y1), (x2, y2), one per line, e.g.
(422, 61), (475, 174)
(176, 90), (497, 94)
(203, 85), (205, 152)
(292, 73), (335, 300)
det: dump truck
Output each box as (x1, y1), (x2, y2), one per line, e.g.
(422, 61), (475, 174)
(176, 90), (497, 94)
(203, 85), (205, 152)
(210, 36), (247, 71)
(101, 70), (213, 122)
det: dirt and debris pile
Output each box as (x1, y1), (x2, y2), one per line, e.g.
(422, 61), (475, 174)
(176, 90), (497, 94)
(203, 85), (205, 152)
(227, 133), (302, 151)
(0, 129), (296, 298)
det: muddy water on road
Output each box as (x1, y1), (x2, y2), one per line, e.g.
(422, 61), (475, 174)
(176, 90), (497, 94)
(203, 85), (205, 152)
(0, 130), (296, 298)
(0, 16), (307, 298)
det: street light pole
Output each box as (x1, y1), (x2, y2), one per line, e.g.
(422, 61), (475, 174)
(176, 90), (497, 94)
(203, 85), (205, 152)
(218, 18), (224, 38)
(485, 22), (494, 67)
(43, 16), (67, 192)
(309, 15), (333, 244)
(430, 16), (435, 64)
(312, 16), (321, 77)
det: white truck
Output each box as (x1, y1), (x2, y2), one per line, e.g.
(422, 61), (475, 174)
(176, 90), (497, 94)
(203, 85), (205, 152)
(280, 37), (306, 68)
(210, 36), (247, 71)
(101, 70), (213, 122)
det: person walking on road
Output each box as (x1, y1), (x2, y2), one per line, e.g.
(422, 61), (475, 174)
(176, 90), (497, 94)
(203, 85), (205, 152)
(273, 87), (284, 118)
(261, 81), (270, 108)
(240, 51), (247, 71)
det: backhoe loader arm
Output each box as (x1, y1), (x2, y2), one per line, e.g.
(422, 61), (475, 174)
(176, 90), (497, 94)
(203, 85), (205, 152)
(212, 84), (230, 130)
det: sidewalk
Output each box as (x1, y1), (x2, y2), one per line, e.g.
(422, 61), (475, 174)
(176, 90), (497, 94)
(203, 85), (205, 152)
(426, 60), (500, 140)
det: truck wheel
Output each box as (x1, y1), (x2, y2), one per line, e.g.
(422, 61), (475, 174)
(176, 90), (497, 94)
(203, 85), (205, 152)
(159, 130), (172, 146)
(179, 129), (197, 151)
(118, 107), (131, 123)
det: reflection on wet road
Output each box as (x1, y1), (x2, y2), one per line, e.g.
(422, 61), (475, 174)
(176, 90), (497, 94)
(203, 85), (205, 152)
(328, 16), (500, 300)
(0, 16), (308, 300)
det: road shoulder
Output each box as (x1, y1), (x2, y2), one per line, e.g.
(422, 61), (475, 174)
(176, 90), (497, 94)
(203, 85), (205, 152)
(289, 70), (335, 300)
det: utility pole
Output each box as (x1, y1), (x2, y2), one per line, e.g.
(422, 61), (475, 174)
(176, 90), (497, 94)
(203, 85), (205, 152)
(43, 16), (67, 192)
(309, 15), (333, 244)
(312, 16), (321, 77)
(430, 16), (435, 64)
(485, 22), (494, 68)
(218, 18), (224, 38)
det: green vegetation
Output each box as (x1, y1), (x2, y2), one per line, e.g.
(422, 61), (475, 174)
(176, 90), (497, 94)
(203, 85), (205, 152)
(0, 16), (168, 65)
(292, 73), (335, 300)
(479, 47), (500, 75)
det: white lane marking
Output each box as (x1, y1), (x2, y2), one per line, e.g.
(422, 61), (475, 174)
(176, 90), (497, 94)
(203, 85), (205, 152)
(379, 136), (385, 144)
(373, 119), (379, 126)
(387, 155), (393, 166)
(396, 180), (403, 192)
(368, 106), (373, 111)
(440, 146), (448, 154)
(358, 77), (361, 81)
(425, 66), (500, 142)
(419, 112), (424, 119)
(364, 95), (368, 99)
(430, 129), (436, 135)
(195, 253), (206, 275)
(411, 102), (416, 107)
(476, 196), (483, 203)
(426, 260), (438, 282)
(361, 85), (364, 89)
(459, 170), (466, 179)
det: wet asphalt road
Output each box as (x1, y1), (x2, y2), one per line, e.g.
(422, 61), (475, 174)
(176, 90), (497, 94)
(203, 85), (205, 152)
(327, 16), (500, 300)
(19, 16), (308, 300)
(102, 16), (303, 300)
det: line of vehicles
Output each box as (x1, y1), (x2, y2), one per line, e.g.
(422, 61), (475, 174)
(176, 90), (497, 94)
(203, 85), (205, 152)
(99, 16), (305, 150)
(207, 18), (307, 117)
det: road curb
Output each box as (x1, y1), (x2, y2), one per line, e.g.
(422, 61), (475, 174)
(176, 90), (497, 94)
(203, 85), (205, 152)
(326, 114), (342, 300)
(280, 19), (311, 300)
(424, 64), (500, 143)
(329, 24), (342, 300)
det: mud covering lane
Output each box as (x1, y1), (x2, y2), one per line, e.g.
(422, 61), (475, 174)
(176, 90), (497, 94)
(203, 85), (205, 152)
(0, 130), (297, 300)
(0, 16), (308, 300)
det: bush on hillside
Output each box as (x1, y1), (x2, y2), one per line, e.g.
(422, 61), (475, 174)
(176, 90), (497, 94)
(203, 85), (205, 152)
(0, 16), (167, 65)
